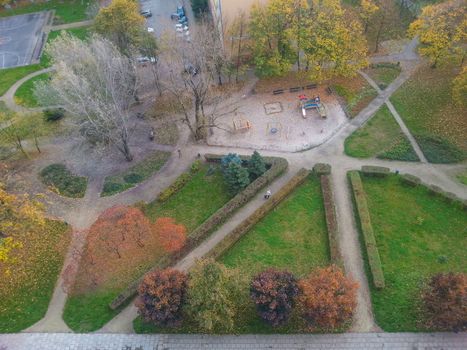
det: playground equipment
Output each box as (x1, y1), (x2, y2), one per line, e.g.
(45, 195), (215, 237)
(266, 122), (283, 137)
(298, 94), (327, 119)
(233, 118), (252, 133)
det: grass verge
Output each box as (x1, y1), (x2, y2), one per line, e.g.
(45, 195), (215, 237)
(0, 220), (70, 332)
(390, 64), (466, 163)
(101, 151), (171, 197)
(40, 163), (87, 198)
(361, 174), (467, 331)
(364, 63), (401, 89)
(344, 105), (419, 161)
(14, 73), (50, 108)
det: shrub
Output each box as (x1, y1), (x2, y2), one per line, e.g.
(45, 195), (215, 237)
(400, 174), (421, 187)
(422, 272), (467, 332)
(40, 163), (87, 198)
(248, 151), (266, 180)
(348, 171), (385, 289)
(313, 163), (331, 175)
(43, 108), (65, 122)
(427, 184), (443, 196)
(154, 217), (186, 253)
(377, 138), (419, 162)
(190, 160), (201, 174)
(224, 161), (250, 195)
(361, 165), (390, 177)
(250, 269), (298, 327)
(185, 259), (244, 333)
(102, 182), (125, 196)
(221, 153), (241, 174)
(415, 134), (465, 164)
(298, 265), (358, 331)
(320, 174), (342, 265)
(136, 268), (187, 327)
(123, 173), (144, 184)
(157, 161), (202, 203)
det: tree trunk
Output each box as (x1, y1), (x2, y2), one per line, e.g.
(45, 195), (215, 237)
(374, 14), (385, 53)
(235, 20), (244, 84)
(194, 100), (207, 141)
(34, 134), (41, 153)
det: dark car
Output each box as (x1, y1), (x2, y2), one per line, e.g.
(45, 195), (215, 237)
(140, 9), (152, 18)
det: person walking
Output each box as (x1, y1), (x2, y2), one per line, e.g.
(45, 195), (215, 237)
(264, 189), (271, 199)
(178, 149), (182, 158)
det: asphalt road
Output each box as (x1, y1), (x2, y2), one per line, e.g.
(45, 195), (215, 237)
(0, 11), (49, 69)
(139, 0), (194, 38)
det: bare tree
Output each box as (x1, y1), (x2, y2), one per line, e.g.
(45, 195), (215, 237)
(35, 34), (138, 161)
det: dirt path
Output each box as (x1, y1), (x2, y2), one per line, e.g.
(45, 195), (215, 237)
(50, 20), (94, 31)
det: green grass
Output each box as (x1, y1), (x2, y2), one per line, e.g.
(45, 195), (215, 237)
(144, 164), (232, 232)
(361, 175), (467, 331)
(40, 163), (87, 198)
(14, 73), (50, 108)
(344, 105), (419, 161)
(0, 0), (94, 24)
(0, 64), (42, 97)
(135, 175), (331, 334)
(365, 63), (401, 90)
(390, 64), (467, 163)
(0, 220), (70, 332)
(101, 151), (171, 197)
(332, 76), (378, 118)
(456, 171), (467, 186)
(64, 163), (232, 332)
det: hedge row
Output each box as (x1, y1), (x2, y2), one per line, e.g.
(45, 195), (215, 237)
(206, 168), (311, 260)
(361, 165), (390, 178)
(109, 154), (288, 310)
(313, 163), (331, 176)
(348, 171), (385, 289)
(320, 174), (343, 267)
(398, 173), (466, 209)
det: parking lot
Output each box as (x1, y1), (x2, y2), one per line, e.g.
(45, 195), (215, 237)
(0, 11), (50, 69)
(139, 0), (194, 37)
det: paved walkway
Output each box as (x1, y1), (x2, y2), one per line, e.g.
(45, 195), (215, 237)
(1, 332), (466, 350)
(49, 19), (94, 31)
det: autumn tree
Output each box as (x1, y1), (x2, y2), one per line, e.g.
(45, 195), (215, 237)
(136, 268), (188, 327)
(298, 265), (358, 330)
(35, 34), (138, 161)
(359, 0), (379, 33)
(74, 205), (159, 290)
(154, 217), (187, 253)
(422, 272), (467, 331)
(408, 0), (466, 68)
(452, 66), (467, 106)
(94, 0), (146, 55)
(226, 11), (249, 83)
(248, 151), (266, 180)
(304, 0), (368, 81)
(250, 269), (299, 327)
(185, 259), (244, 333)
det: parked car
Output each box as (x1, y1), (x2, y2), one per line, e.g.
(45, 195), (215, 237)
(140, 9), (152, 18)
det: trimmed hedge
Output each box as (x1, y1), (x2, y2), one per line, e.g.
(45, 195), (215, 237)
(320, 174), (342, 267)
(109, 154), (288, 310)
(361, 166), (390, 178)
(400, 174), (421, 187)
(348, 171), (385, 289)
(313, 163), (331, 176)
(206, 168), (311, 260)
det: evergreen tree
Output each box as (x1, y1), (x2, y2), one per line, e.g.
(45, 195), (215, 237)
(224, 162), (250, 195)
(248, 151), (266, 180)
(221, 153), (242, 175)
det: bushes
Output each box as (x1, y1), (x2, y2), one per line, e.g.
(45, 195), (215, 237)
(157, 161), (201, 203)
(40, 163), (87, 198)
(348, 171), (385, 289)
(361, 165), (390, 178)
(320, 174), (342, 266)
(136, 268), (187, 327)
(400, 174), (421, 187)
(248, 151), (267, 180)
(415, 134), (465, 164)
(422, 272), (467, 332)
(298, 265), (358, 331)
(43, 108), (65, 122)
(313, 163), (331, 176)
(221, 152), (267, 194)
(250, 269), (298, 327)
(377, 138), (420, 162)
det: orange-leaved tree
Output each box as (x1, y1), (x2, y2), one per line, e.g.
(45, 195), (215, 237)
(298, 265), (358, 330)
(423, 272), (467, 332)
(154, 217), (187, 253)
(136, 268), (188, 327)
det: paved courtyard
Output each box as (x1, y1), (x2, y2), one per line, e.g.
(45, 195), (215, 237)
(1, 332), (467, 350)
(0, 11), (50, 68)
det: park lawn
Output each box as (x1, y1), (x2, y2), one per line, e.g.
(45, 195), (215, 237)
(40, 163), (87, 198)
(331, 74), (378, 118)
(364, 63), (401, 89)
(65, 163), (232, 332)
(0, 64), (42, 97)
(135, 175), (331, 334)
(456, 171), (467, 186)
(0, 0), (94, 24)
(14, 73), (50, 108)
(361, 174), (467, 331)
(143, 163), (232, 233)
(0, 220), (70, 332)
(344, 105), (419, 161)
(101, 151), (171, 197)
(390, 64), (467, 163)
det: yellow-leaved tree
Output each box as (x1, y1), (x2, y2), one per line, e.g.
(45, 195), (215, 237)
(452, 66), (467, 106)
(359, 0), (379, 34)
(409, 0), (466, 68)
